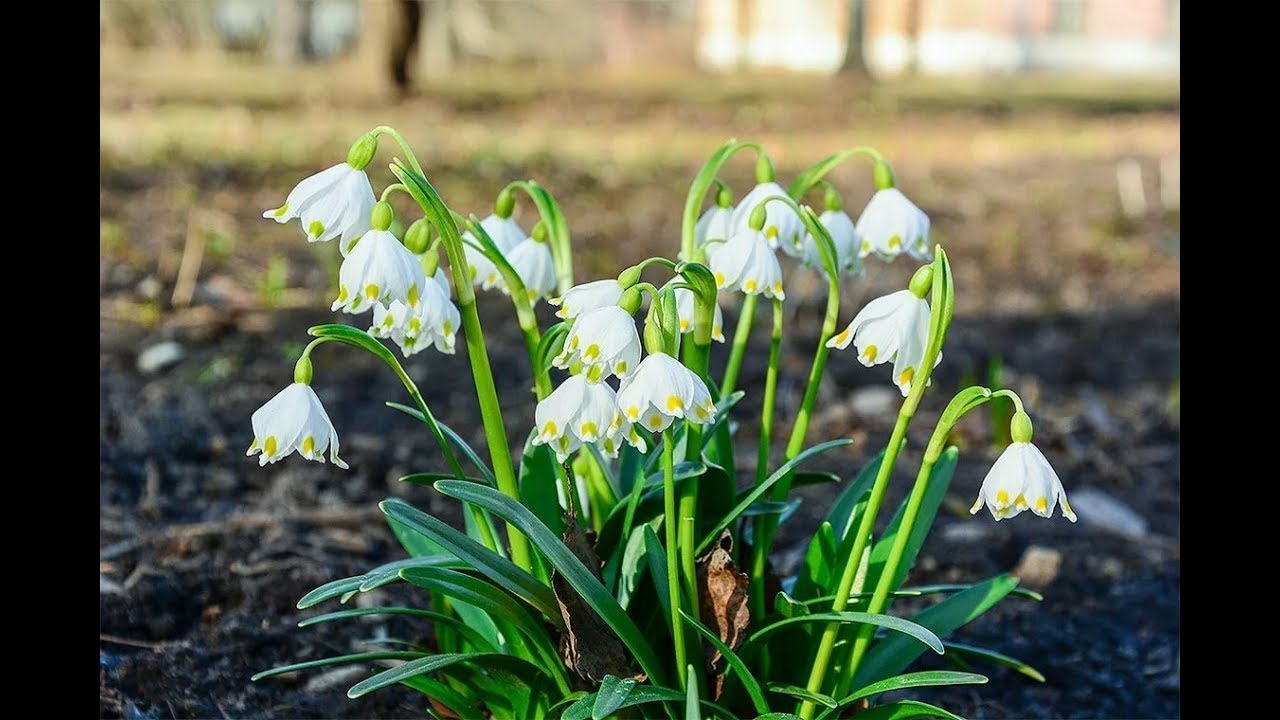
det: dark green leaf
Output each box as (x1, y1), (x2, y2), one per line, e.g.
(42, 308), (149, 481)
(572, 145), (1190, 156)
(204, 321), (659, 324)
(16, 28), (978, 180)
(297, 607), (496, 652)
(296, 556), (464, 609)
(643, 524), (673, 631)
(678, 609), (769, 716)
(251, 652), (425, 681)
(793, 471), (841, 487)
(347, 652), (540, 698)
(766, 683), (836, 709)
(823, 700), (964, 720)
(398, 675), (479, 719)
(743, 612), (943, 655)
(827, 446), (888, 539)
(944, 641), (1046, 682)
(592, 675), (638, 719)
(686, 664), (701, 720)
(864, 447), (959, 593)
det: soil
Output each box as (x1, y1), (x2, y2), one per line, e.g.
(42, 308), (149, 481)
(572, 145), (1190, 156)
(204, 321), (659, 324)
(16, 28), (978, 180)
(100, 94), (1179, 718)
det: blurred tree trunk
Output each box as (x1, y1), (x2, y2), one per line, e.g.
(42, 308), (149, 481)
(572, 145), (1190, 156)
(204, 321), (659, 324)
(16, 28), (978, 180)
(841, 0), (866, 71)
(268, 0), (307, 66)
(418, 0), (457, 82)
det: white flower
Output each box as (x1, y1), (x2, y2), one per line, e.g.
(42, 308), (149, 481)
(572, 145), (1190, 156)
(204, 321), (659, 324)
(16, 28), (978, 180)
(549, 278), (624, 320)
(263, 162), (376, 254)
(369, 271), (459, 355)
(856, 188), (931, 262)
(827, 289), (939, 396)
(802, 209), (863, 275)
(614, 352), (716, 434)
(533, 375), (624, 462)
(332, 229), (427, 314)
(731, 181), (805, 254)
(504, 238), (557, 304)
(462, 214), (526, 290)
(696, 205), (735, 248)
(675, 288), (725, 343)
(553, 306), (642, 381)
(970, 442), (1077, 522)
(709, 228), (785, 300)
(246, 383), (347, 469)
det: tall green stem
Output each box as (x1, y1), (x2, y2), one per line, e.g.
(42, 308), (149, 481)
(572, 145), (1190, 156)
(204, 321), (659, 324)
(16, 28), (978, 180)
(748, 298), (784, 620)
(662, 430), (689, 690)
(681, 140), (763, 261)
(722, 293), (758, 396)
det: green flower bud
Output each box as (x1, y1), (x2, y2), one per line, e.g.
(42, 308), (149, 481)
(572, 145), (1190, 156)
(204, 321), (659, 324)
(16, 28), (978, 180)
(643, 320), (666, 355)
(1011, 411), (1034, 444)
(345, 132), (378, 170)
(755, 154), (776, 184)
(823, 183), (844, 212)
(617, 265), (643, 289)
(619, 286), (643, 314)
(495, 187), (516, 219)
(748, 202), (768, 232)
(715, 183), (734, 209)
(908, 264), (934, 299)
(293, 354), (314, 385)
(531, 220), (548, 243)
(371, 201), (395, 231)
(404, 218), (433, 254)
(873, 160), (896, 190)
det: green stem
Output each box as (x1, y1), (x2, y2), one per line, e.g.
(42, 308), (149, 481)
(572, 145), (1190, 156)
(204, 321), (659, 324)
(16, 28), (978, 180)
(379, 183), (409, 203)
(373, 126), (425, 176)
(503, 180), (574, 294)
(682, 140), (763, 261)
(722, 293), (758, 396)
(786, 146), (889, 200)
(662, 430), (689, 690)
(748, 297), (784, 621)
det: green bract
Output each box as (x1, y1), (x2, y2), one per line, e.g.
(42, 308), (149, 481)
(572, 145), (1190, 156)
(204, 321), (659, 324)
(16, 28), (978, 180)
(246, 127), (1076, 719)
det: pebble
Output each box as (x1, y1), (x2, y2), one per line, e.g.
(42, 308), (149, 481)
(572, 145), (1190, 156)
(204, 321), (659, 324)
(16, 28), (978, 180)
(1070, 487), (1148, 538)
(303, 666), (368, 693)
(137, 341), (184, 374)
(850, 386), (899, 417)
(941, 521), (993, 543)
(1013, 545), (1062, 588)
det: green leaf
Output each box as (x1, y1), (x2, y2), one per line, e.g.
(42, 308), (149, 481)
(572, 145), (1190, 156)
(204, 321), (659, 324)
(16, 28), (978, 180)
(774, 591), (810, 619)
(755, 715), (804, 720)
(826, 446), (888, 539)
(685, 664), (701, 720)
(536, 322), (570, 375)
(766, 683), (836, 709)
(251, 651), (425, 681)
(742, 612), (943, 655)
(823, 700), (964, 720)
(699, 390), (745, 451)
(792, 521), (837, 601)
(297, 607), (497, 652)
(388, 514), (448, 558)
(615, 523), (651, 609)
(793, 471), (841, 487)
(826, 670), (987, 715)
(944, 641), (1046, 682)
(854, 574), (1022, 688)
(678, 609), (770, 716)
(563, 684), (734, 720)
(643, 524), (673, 632)
(399, 675), (480, 719)
(400, 472), (491, 487)
(381, 498), (560, 626)
(296, 556), (465, 609)
(592, 675), (638, 719)
(594, 462), (703, 563)
(347, 652), (541, 698)
(864, 446), (960, 592)
(519, 433), (566, 536)
(696, 439), (855, 554)
(435, 479), (666, 685)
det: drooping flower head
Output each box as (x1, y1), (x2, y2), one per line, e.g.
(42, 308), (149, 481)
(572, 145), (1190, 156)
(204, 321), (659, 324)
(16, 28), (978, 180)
(263, 161), (376, 254)
(856, 187), (931, 263)
(533, 375), (627, 462)
(827, 266), (938, 396)
(675, 287), (725, 343)
(553, 305), (642, 382)
(332, 205), (427, 315)
(246, 382), (347, 469)
(549, 278), (625, 320)
(971, 412), (1077, 522)
(462, 213), (527, 290)
(614, 352), (716, 434)
(369, 270), (459, 356)
(504, 225), (557, 304)
(691, 183), (736, 261)
(800, 186), (863, 275)
(710, 227), (785, 300)
(731, 181), (805, 255)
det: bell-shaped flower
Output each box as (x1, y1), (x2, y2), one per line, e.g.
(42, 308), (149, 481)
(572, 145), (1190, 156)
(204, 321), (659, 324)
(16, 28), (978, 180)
(856, 188), (931, 262)
(504, 238), (557, 304)
(615, 352), (716, 434)
(462, 214), (527, 290)
(246, 383), (347, 469)
(549, 278), (624, 320)
(369, 271), (459, 356)
(553, 306), (642, 381)
(533, 375), (624, 462)
(675, 288), (725, 343)
(827, 289), (939, 396)
(696, 204), (735, 250)
(263, 162), (376, 253)
(601, 417), (648, 456)
(332, 229), (427, 314)
(801, 208), (863, 275)
(970, 442), (1077, 522)
(710, 228), (785, 300)
(731, 181), (805, 253)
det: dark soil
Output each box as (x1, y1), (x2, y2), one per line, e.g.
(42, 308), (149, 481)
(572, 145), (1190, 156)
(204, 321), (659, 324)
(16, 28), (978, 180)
(101, 142), (1179, 717)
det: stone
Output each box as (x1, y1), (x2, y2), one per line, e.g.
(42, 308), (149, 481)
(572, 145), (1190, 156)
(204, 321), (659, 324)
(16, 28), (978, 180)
(137, 341), (184, 374)
(1070, 487), (1148, 538)
(850, 385), (898, 417)
(1014, 545), (1062, 588)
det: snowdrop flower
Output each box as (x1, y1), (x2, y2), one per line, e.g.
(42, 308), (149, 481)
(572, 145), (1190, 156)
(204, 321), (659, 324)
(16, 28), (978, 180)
(332, 224), (427, 314)
(602, 417), (648, 456)
(553, 306), (642, 381)
(710, 227), (785, 300)
(970, 413), (1077, 522)
(462, 213), (527, 290)
(675, 287), (725, 342)
(263, 162), (376, 254)
(801, 208), (863, 275)
(549, 278), (624, 320)
(731, 181), (805, 255)
(504, 236), (557, 304)
(369, 271), (459, 355)
(856, 187), (931, 262)
(533, 375), (628, 461)
(827, 269), (938, 396)
(614, 352), (716, 434)
(246, 382), (347, 469)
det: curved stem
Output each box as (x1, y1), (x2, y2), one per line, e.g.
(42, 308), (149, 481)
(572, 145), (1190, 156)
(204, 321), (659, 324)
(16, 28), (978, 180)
(748, 297), (784, 621)
(373, 126), (425, 176)
(662, 429), (689, 690)
(379, 183), (410, 203)
(786, 146), (889, 201)
(503, 180), (574, 294)
(721, 293), (758, 396)
(681, 140), (763, 261)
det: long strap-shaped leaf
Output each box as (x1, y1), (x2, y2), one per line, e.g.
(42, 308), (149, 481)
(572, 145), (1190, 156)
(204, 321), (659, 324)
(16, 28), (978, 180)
(560, 684), (736, 720)
(297, 607), (498, 653)
(296, 556), (465, 609)
(740, 612), (943, 655)
(678, 609), (770, 716)
(814, 671), (987, 720)
(346, 652), (542, 698)
(381, 498), (561, 627)
(823, 700), (964, 720)
(696, 439), (854, 554)
(435, 479), (666, 685)
(251, 651), (425, 682)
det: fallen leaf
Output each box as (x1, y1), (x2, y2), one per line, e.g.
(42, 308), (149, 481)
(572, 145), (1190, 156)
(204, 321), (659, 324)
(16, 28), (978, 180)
(697, 529), (750, 699)
(554, 507), (643, 683)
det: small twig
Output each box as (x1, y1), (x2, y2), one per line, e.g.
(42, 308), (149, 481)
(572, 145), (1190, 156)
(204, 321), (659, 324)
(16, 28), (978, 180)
(100, 633), (166, 651)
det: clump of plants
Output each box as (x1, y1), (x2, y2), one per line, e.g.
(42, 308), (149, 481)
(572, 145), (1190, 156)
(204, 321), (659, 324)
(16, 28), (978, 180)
(248, 126), (1076, 719)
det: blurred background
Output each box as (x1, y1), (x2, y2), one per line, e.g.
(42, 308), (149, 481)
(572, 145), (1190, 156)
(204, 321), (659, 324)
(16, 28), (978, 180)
(100, 2), (1179, 718)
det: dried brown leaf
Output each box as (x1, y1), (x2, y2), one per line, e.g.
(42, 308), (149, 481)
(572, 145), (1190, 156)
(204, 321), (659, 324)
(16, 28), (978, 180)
(697, 529), (750, 699)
